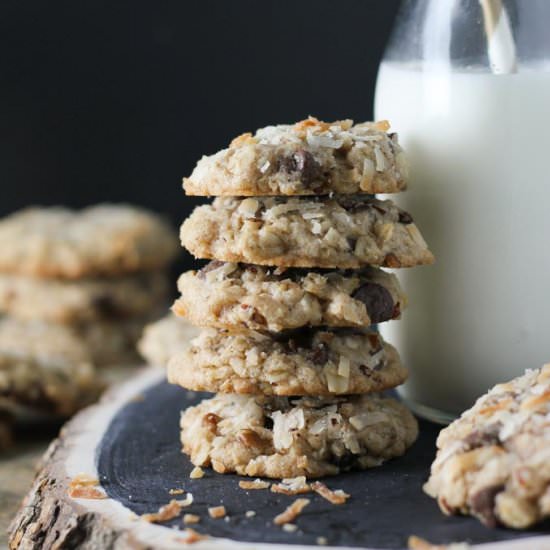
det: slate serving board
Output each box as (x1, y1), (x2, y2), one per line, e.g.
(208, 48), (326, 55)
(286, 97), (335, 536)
(8, 368), (550, 549)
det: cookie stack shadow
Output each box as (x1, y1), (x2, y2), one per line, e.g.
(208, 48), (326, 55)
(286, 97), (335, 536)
(169, 117), (434, 478)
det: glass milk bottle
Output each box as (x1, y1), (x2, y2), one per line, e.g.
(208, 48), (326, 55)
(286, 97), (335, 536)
(375, 0), (550, 423)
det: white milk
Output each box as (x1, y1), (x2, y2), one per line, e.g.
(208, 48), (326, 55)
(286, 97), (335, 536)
(375, 61), (550, 418)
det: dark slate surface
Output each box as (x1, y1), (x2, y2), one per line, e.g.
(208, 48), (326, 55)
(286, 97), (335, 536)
(96, 381), (549, 548)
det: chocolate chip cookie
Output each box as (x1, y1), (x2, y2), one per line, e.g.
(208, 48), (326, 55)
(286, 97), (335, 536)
(0, 205), (178, 278)
(183, 117), (408, 196)
(180, 392), (418, 478)
(180, 196), (434, 269)
(168, 328), (405, 396)
(0, 318), (102, 416)
(424, 364), (550, 529)
(138, 314), (200, 367)
(0, 271), (169, 324)
(173, 261), (405, 332)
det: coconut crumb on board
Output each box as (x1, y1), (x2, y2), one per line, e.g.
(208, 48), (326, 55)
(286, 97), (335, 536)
(239, 478), (270, 490)
(408, 535), (470, 550)
(169, 488), (185, 495)
(174, 528), (208, 544)
(245, 510), (256, 518)
(68, 474), (107, 500)
(190, 466), (204, 479)
(183, 514), (201, 525)
(271, 476), (311, 495)
(208, 505), (226, 519)
(311, 481), (350, 504)
(316, 536), (328, 546)
(273, 498), (310, 525)
(282, 523), (298, 532)
(141, 500), (182, 523)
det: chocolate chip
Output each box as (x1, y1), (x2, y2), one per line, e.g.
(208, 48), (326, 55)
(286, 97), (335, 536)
(352, 282), (394, 323)
(347, 237), (357, 251)
(463, 423), (502, 449)
(333, 452), (357, 471)
(92, 294), (122, 318)
(263, 416), (274, 430)
(337, 196), (376, 213)
(398, 210), (413, 224)
(308, 343), (329, 366)
(383, 253), (401, 268)
(198, 260), (225, 279)
(278, 149), (322, 187)
(251, 309), (267, 327)
(469, 484), (504, 527)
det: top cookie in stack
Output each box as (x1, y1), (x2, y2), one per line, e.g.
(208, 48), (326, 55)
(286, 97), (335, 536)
(170, 118), (433, 479)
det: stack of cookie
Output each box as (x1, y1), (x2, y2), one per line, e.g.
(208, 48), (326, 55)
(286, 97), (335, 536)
(169, 118), (434, 478)
(0, 204), (177, 427)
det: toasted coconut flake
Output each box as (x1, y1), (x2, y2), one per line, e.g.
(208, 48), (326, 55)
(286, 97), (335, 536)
(141, 499), (182, 523)
(311, 482), (350, 505)
(190, 466), (205, 479)
(239, 478), (270, 490)
(68, 474), (107, 500)
(208, 505), (226, 519)
(373, 120), (391, 132)
(374, 146), (387, 172)
(273, 498), (310, 525)
(271, 476), (311, 495)
(231, 132), (255, 147)
(183, 514), (201, 525)
(245, 510), (256, 518)
(181, 528), (208, 544)
(283, 523), (298, 532)
(177, 493), (194, 507)
(408, 535), (470, 550)
(349, 411), (389, 430)
(260, 160), (271, 173)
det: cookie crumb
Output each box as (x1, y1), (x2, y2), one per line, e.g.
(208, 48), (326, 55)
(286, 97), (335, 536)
(68, 474), (107, 500)
(274, 498), (310, 525)
(181, 528), (208, 544)
(208, 505), (226, 519)
(311, 481), (350, 504)
(245, 510), (256, 518)
(169, 488), (185, 495)
(239, 478), (270, 490)
(183, 514), (200, 525)
(316, 536), (328, 546)
(272, 476), (311, 495)
(190, 466), (204, 479)
(282, 523), (298, 532)
(141, 500), (182, 523)
(177, 493), (194, 507)
(408, 535), (470, 549)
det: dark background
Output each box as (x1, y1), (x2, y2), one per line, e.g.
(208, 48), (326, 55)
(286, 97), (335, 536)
(0, 0), (400, 267)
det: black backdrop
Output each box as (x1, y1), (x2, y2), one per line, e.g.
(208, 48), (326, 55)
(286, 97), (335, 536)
(0, 0), (400, 271)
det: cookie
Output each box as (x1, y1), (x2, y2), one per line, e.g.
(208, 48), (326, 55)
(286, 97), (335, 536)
(0, 318), (102, 416)
(168, 328), (406, 396)
(0, 271), (170, 324)
(173, 261), (405, 332)
(183, 118), (408, 196)
(424, 364), (550, 529)
(76, 317), (148, 367)
(0, 204), (178, 278)
(180, 196), (433, 269)
(180, 392), (418, 478)
(138, 314), (200, 367)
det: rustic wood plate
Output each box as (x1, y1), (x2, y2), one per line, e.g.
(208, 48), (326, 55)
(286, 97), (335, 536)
(9, 368), (550, 549)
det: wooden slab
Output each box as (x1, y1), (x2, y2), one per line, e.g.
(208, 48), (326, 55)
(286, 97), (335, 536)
(8, 368), (550, 549)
